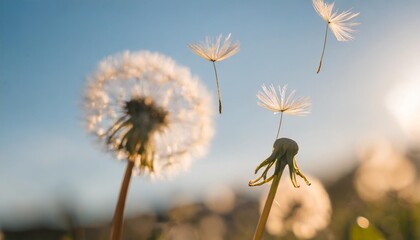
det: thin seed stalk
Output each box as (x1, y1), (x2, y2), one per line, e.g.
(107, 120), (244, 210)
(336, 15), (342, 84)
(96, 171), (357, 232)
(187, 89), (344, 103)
(317, 22), (329, 74)
(212, 61), (222, 114)
(275, 111), (284, 141)
(252, 164), (284, 240)
(110, 161), (134, 240)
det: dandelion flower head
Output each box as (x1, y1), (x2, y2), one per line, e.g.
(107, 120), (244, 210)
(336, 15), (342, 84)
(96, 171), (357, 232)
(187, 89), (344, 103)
(262, 177), (332, 239)
(312, 0), (359, 41)
(83, 51), (214, 177)
(188, 33), (239, 62)
(257, 84), (311, 116)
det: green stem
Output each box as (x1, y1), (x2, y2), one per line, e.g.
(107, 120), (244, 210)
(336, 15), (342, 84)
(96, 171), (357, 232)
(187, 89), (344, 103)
(275, 112), (284, 141)
(253, 163), (284, 240)
(317, 22), (329, 74)
(212, 61), (222, 114)
(110, 161), (134, 240)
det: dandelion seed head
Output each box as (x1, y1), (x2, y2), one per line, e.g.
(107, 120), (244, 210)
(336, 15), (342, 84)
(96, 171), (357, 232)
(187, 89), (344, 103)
(83, 51), (214, 178)
(262, 177), (332, 239)
(188, 33), (240, 62)
(257, 84), (311, 116)
(312, 0), (359, 41)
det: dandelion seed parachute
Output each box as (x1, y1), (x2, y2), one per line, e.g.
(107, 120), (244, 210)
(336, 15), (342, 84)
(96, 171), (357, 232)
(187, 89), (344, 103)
(312, 0), (359, 73)
(188, 33), (240, 114)
(257, 84), (311, 116)
(188, 33), (239, 63)
(256, 84), (311, 140)
(312, 0), (359, 42)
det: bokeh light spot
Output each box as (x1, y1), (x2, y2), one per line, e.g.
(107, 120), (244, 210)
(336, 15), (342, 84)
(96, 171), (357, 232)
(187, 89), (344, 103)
(356, 216), (370, 229)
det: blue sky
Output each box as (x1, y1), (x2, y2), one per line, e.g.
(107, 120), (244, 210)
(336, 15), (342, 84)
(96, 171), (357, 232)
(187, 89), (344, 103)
(1, 0), (420, 227)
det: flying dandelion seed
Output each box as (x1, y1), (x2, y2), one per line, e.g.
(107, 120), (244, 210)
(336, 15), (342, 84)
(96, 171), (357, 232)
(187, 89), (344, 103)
(312, 0), (359, 73)
(263, 177), (332, 239)
(257, 84), (311, 140)
(188, 33), (239, 114)
(83, 51), (213, 240)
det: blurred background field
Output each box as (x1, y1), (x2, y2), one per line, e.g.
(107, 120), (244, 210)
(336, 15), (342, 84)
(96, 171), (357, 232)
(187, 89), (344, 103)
(2, 143), (420, 239)
(2, 0), (420, 239)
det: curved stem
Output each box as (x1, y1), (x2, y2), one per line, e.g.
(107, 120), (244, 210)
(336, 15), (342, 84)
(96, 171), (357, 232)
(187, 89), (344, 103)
(275, 112), (284, 141)
(212, 61), (222, 114)
(316, 22), (329, 74)
(110, 161), (134, 240)
(253, 163), (285, 240)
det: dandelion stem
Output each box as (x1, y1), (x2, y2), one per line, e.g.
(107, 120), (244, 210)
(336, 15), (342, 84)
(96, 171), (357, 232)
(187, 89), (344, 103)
(253, 162), (285, 240)
(110, 161), (134, 240)
(317, 22), (329, 74)
(212, 61), (222, 114)
(275, 112), (284, 141)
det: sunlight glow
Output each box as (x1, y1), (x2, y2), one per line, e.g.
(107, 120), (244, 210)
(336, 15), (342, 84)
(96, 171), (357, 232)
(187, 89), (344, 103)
(387, 74), (420, 142)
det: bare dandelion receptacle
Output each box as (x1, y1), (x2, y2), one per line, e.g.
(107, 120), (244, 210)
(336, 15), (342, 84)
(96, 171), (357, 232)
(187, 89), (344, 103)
(249, 138), (310, 188)
(250, 138), (311, 240)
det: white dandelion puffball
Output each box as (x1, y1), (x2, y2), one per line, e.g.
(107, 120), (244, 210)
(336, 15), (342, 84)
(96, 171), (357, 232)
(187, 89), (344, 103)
(262, 177), (332, 239)
(83, 51), (214, 177)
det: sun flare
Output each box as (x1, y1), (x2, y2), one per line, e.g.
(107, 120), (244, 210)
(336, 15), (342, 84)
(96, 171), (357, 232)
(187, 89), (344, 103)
(387, 73), (420, 141)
